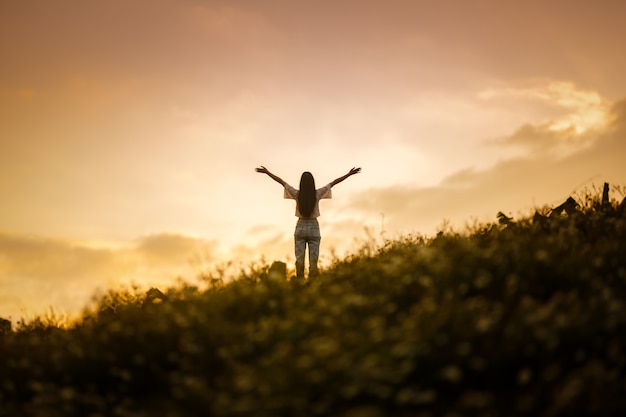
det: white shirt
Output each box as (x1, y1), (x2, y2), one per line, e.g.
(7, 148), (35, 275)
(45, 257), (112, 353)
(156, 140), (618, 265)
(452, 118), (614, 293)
(284, 183), (332, 218)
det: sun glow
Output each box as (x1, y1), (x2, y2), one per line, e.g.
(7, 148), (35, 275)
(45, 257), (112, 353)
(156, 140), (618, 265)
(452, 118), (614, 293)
(2, 0), (626, 320)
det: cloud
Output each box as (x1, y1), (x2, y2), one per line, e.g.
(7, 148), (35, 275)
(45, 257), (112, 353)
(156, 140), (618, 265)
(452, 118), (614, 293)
(228, 231), (293, 266)
(343, 97), (626, 237)
(497, 122), (599, 157)
(135, 233), (217, 266)
(185, 1), (275, 39)
(608, 99), (626, 131)
(0, 234), (116, 280)
(482, 81), (610, 156)
(0, 232), (218, 320)
(0, 233), (119, 320)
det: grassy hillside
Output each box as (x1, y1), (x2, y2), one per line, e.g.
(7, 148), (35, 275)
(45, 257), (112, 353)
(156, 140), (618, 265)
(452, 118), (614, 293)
(1, 191), (626, 417)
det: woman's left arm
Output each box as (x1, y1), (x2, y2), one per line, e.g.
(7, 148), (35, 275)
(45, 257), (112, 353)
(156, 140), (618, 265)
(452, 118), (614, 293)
(330, 167), (361, 187)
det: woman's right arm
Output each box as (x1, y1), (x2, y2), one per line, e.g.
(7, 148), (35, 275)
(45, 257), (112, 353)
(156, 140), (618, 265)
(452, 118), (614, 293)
(255, 166), (286, 186)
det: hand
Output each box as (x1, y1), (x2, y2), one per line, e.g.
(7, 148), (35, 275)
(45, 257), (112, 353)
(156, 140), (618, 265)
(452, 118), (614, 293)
(255, 166), (268, 174)
(349, 167), (361, 176)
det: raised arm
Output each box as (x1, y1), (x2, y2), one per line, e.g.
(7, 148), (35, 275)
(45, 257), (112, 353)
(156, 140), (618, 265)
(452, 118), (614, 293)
(330, 167), (361, 187)
(255, 166), (286, 186)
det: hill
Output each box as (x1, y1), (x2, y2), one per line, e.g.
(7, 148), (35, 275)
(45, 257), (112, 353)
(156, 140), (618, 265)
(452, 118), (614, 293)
(1, 189), (626, 416)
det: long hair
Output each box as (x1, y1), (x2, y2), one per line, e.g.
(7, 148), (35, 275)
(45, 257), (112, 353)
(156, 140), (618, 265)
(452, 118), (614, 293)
(298, 172), (316, 218)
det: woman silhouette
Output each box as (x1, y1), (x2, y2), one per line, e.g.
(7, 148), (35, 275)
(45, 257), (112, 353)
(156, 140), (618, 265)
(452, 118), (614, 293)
(256, 166), (361, 279)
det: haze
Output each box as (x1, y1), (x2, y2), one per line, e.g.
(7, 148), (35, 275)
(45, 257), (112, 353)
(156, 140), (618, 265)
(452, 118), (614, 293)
(2, 0), (626, 319)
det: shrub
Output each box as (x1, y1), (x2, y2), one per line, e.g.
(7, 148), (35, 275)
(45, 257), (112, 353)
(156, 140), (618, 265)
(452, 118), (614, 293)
(1, 190), (625, 416)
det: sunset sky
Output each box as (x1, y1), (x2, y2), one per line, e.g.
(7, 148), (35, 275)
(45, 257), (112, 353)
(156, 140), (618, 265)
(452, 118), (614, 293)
(2, 0), (626, 319)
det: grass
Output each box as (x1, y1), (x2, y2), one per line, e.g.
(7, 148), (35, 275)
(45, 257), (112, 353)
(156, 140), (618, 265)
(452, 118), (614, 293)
(1, 189), (626, 416)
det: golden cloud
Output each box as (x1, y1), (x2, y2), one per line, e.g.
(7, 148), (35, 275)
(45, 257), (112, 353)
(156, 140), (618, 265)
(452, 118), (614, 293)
(0, 232), (218, 319)
(343, 98), (626, 237)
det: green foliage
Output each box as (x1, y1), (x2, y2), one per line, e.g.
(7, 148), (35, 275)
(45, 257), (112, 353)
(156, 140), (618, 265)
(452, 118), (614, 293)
(2, 191), (626, 416)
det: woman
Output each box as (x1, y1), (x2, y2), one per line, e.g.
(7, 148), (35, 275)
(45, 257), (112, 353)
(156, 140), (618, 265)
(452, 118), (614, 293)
(255, 166), (361, 279)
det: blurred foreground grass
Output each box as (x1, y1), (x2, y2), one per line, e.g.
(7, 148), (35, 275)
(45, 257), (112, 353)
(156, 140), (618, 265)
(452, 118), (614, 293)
(1, 190), (626, 416)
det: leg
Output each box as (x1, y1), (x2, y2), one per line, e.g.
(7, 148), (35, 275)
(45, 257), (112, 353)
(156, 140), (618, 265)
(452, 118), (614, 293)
(294, 222), (306, 278)
(307, 221), (321, 278)
(308, 237), (321, 277)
